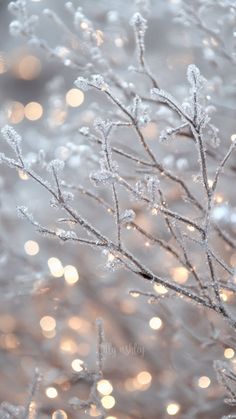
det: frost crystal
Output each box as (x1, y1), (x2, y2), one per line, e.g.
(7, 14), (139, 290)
(57, 230), (78, 241)
(147, 176), (159, 205)
(94, 118), (112, 136)
(103, 250), (122, 272)
(17, 206), (34, 223)
(1, 125), (22, 153)
(130, 12), (147, 32)
(90, 169), (116, 187)
(9, 20), (22, 36)
(47, 159), (65, 174)
(187, 64), (204, 89)
(120, 209), (136, 224)
(79, 126), (90, 136)
(75, 76), (89, 91)
(159, 127), (176, 143)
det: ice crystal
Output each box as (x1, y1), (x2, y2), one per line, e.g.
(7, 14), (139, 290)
(120, 209), (136, 224)
(90, 169), (116, 187)
(187, 64), (205, 90)
(75, 76), (90, 91)
(130, 12), (147, 32)
(47, 159), (65, 175)
(1, 125), (22, 154)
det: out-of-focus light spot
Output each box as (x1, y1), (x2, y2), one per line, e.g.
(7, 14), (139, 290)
(52, 410), (68, 419)
(1, 333), (19, 349)
(28, 401), (36, 419)
(60, 338), (78, 353)
(198, 376), (211, 388)
(18, 169), (29, 180)
(7, 101), (24, 124)
(120, 300), (136, 314)
(0, 53), (7, 74)
(64, 265), (79, 285)
(231, 134), (236, 142)
(105, 417), (117, 419)
(77, 342), (90, 355)
(151, 208), (158, 215)
(141, 122), (158, 139)
(0, 315), (15, 333)
(107, 253), (115, 262)
(101, 395), (115, 409)
(40, 316), (56, 332)
(154, 284), (168, 294)
(68, 316), (82, 330)
(149, 317), (162, 330)
(66, 88), (84, 107)
(24, 240), (39, 256)
(46, 387), (58, 399)
(166, 403), (180, 415)
(95, 30), (104, 46)
(97, 380), (113, 396)
(42, 329), (56, 339)
(208, 179), (213, 188)
(71, 359), (83, 372)
(137, 371), (152, 385)
(81, 22), (89, 29)
(220, 292), (228, 302)
(24, 102), (43, 121)
(215, 194), (223, 204)
(124, 378), (136, 391)
(130, 291), (140, 298)
(115, 38), (123, 47)
(187, 225), (195, 232)
(50, 108), (67, 126)
(171, 267), (188, 284)
(89, 404), (100, 417)
(48, 257), (64, 278)
(17, 55), (41, 80)
(224, 348), (235, 359)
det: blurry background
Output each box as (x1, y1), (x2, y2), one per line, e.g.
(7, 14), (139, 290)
(0, 1), (236, 418)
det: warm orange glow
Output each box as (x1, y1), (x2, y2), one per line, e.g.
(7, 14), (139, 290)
(18, 55), (41, 80)
(215, 194), (223, 204)
(68, 316), (83, 330)
(97, 380), (113, 396)
(24, 240), (39, 256)
(40, 316), (56, 332)
(48, 257), (64, 278)
(224, 348), (235, 359)
(66, 88), (84, 107)
(24, 102), (43, 121)
(7, 101), (24, 124)
(198, 376), (211, 389)
(89, 404), (100, 417)
(64, 265), (79, 285)
(101, 395), (115, 409)
(46, 387), (58, 399)
(149, 317), (162, 330)
(60, 338), (78, 353)
(52, 410), (68, 419)
(137, 371), (152, 385)
(171, 267), (188, 284)
(71, 359), (83, 372)
(166, 403), (180, 415)
(154, 284), (168, 294)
